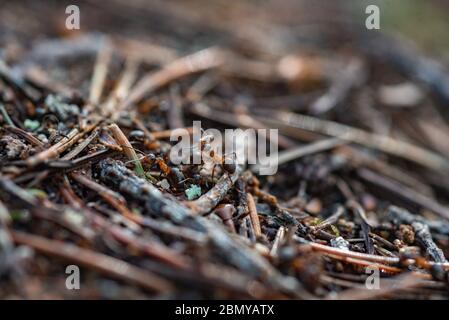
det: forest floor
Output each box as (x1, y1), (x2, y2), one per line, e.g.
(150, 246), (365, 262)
(1, 0), (449, 299)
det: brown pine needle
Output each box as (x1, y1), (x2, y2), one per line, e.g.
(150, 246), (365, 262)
(247, 193), (262, 238)
(103, 59), (138, 120)
(108, 123), (145, 178)
(0, 103), (16, 127)
(295, 236), (449, 270)
(26, 121), (98, 167)
(187, 167), (241, 215)
(89, 40), (112, 106)
(120, 47), (224, 110)
(10, 230), (172, 293)
(255, 109), (449, 171)
(26, 128), (79, 166)
(270, 226), (285, 256)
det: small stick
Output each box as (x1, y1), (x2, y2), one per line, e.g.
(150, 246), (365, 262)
(59, 178), (111, 230)
(131, 115), (156, 141)
(0, 60), (40, 103)
(325, 253), (402, 274)
(167, 84), (184, 129)
(252, 137), (346, 173)
(247, 193), (262, 238)
(88, 41), (112, 107)
(103, 59), (138, 120)
(341, 146), (434, 196)
(67, 149), (115, 172)
(120, 47), (224, 110)
(108, 123), (145, 178)
(246, 216), (256, 243)
(347, 200), (375, 255)
(138, 216), (207, 244)
(61, 130), (98, 160)
(362, 34), (449, 105)
(25, 66), (77, 99)
(330, 272), (426, 300)
(369, 232), (397, 251)
(187, 166), (242, 215)
(295, 235), (449, 270)
(310, 205), (344, 233)
(0, 199), (11, 225)
(190, 102), (296, 149)
(235, 179), (248, 219)
(26, 121), (97, 167)
(387, 205), (449, 236)
(294, 235), (399, 265)
(239, 216), (249, 238)
(310, 58), (365, 115)
(0, 103), (16, 127)
(320, 274), (366, 290)
(151, 127), (193, 140)
(185, 73), (218, 102)
(270, 226), (285, 257)
(254, 109), (449, 171)
(375, 244), (397, 258)
(358, 168), (449, 220)
(5, 126), (44, 147)
(114, 36), (178, 65)
(10, 230), (172, 293)
(107, 225), (190, 269)
(69, 171), (135, 219)
(25, 128), (78, 166)
(412, 222), (448, 263)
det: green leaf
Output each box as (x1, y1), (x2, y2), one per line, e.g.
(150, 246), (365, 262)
(330, 225), (340, 237)
(185, 184), (202, 200)
(24, 119), (40, 131)
(10, 210), (24, 221)
(27, 188), (47, 199)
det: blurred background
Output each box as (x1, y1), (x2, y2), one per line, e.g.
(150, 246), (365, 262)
(2, 0), (449, 173)
(1, 0), (449, 57)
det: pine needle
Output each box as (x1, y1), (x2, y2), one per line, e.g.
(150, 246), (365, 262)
(108, 123), (145, 178)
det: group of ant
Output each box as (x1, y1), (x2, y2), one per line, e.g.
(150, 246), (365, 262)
(122, 130), (238, 192)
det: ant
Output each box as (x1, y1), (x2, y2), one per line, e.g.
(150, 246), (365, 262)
(209, 149), (237, 183)
(123, 148), (185, 189)
(192, 130), (237, 183)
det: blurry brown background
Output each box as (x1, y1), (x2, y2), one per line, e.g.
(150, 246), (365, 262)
(1, 0), (449, 59)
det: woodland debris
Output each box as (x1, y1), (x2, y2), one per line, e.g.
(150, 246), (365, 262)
(1, 1), (449, 300)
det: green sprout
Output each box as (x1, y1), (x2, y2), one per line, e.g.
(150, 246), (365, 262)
(185, 184), (202, 200)
(24, 119), (40, 131)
